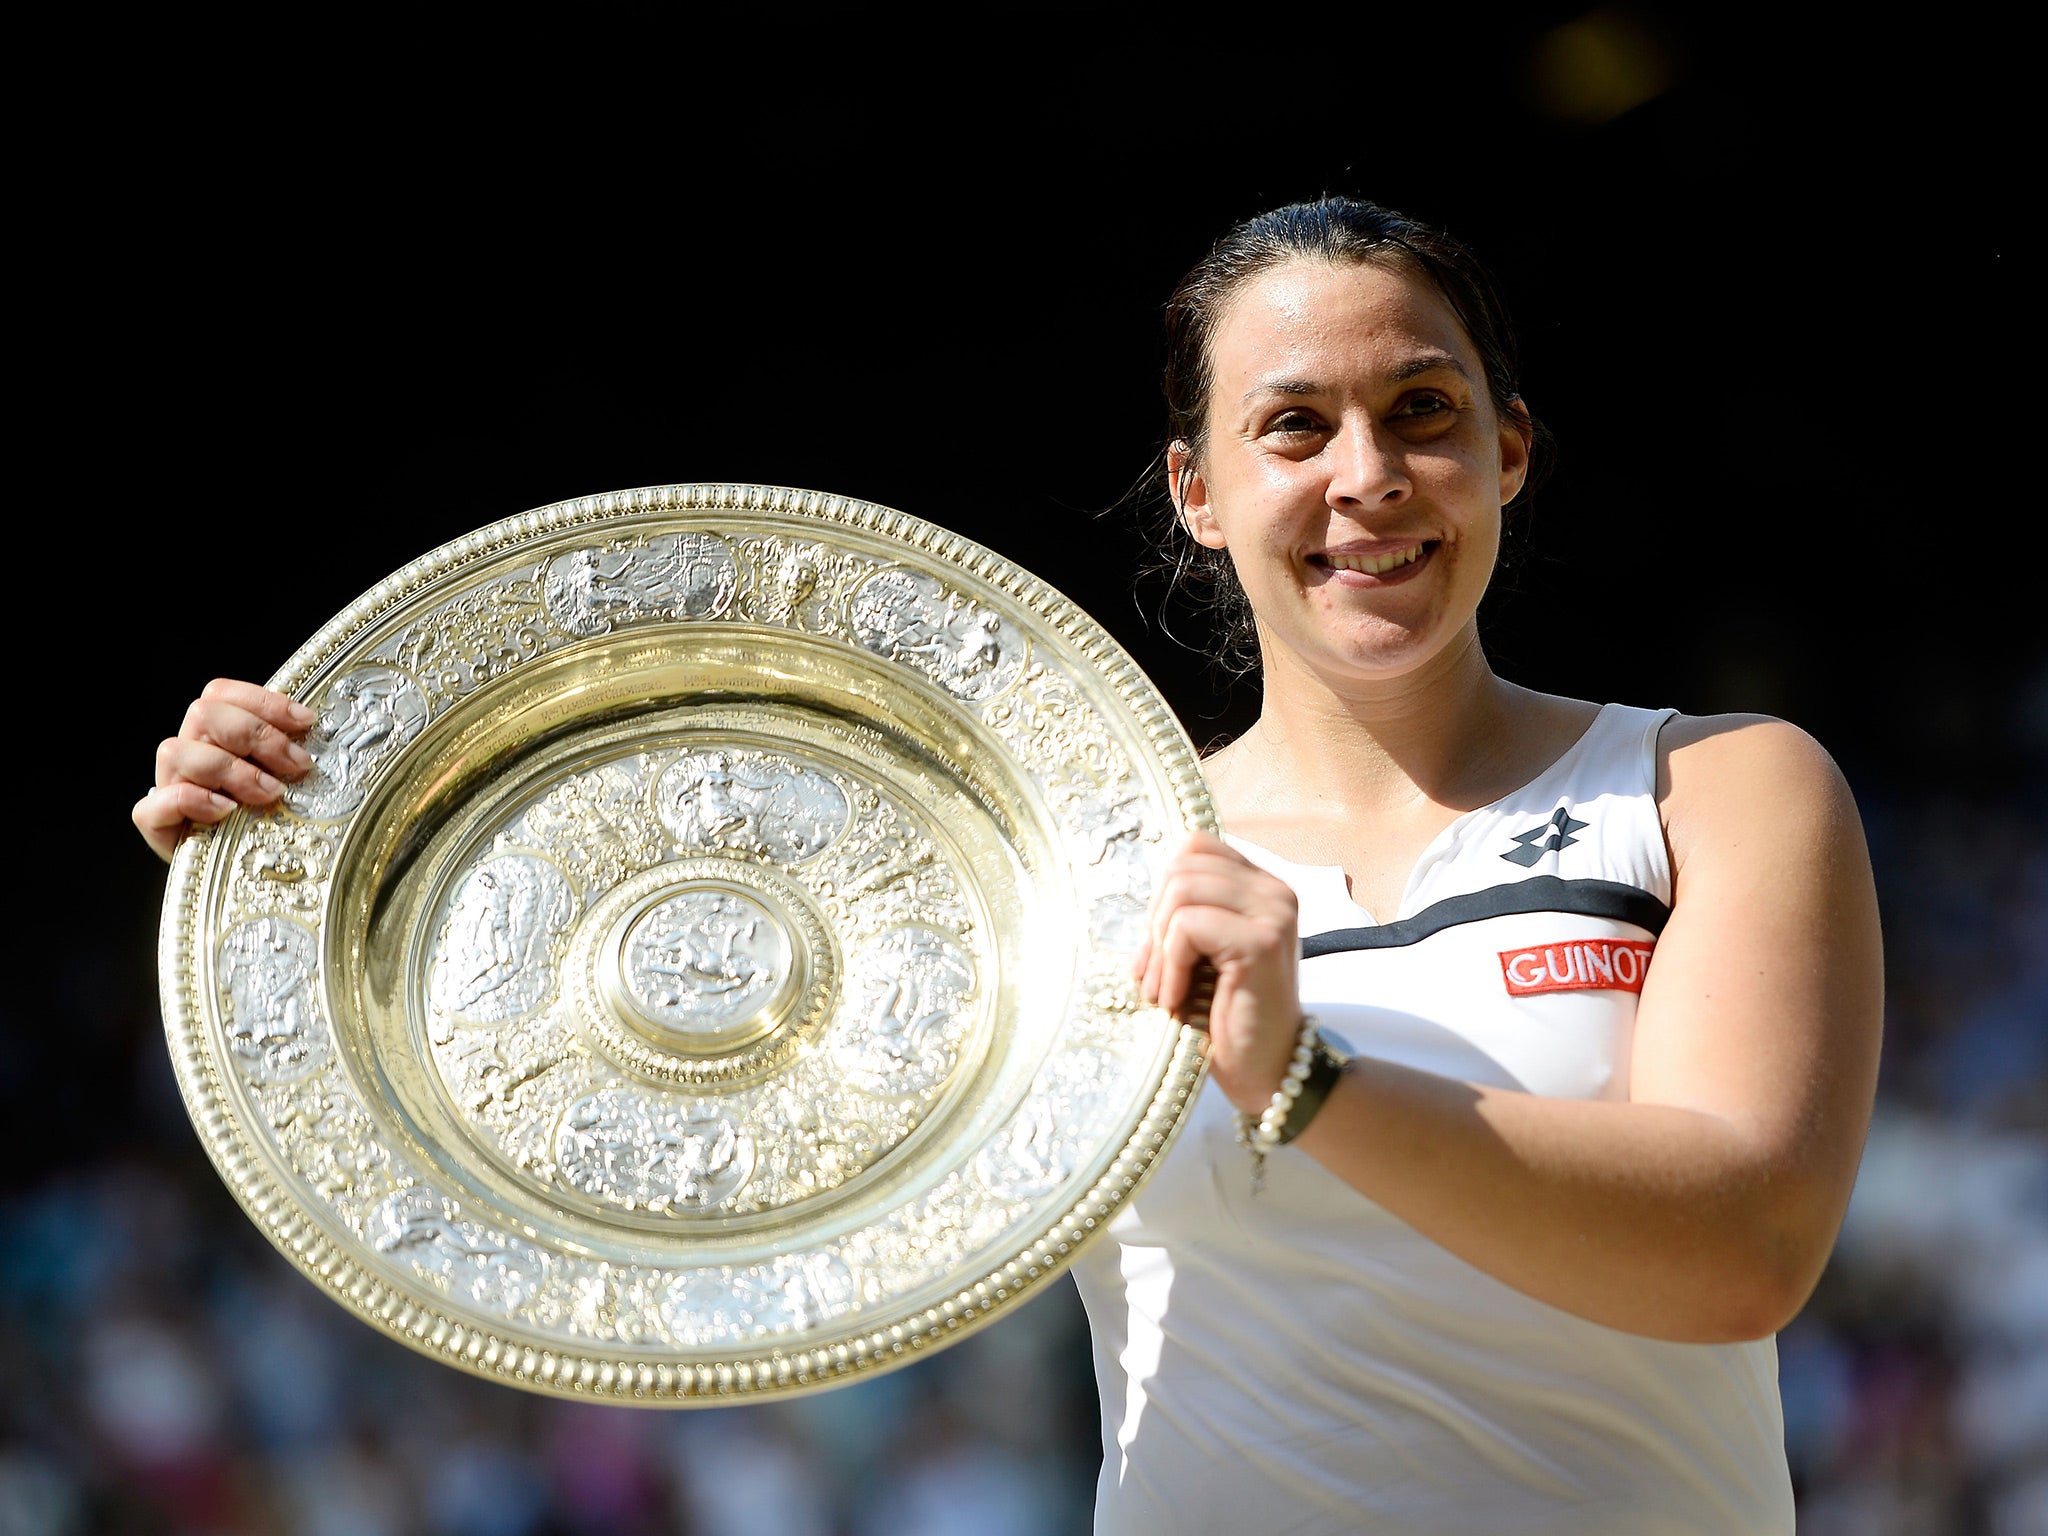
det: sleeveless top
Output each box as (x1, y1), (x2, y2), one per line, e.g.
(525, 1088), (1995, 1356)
(1068, 703), (1794, 1535)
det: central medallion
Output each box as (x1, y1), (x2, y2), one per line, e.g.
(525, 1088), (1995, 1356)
(567, 857), (840, 1089)
(618, 887), (790, 1046)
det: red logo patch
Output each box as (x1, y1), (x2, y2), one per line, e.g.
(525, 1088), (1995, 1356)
(1499, 940), (1655, 996)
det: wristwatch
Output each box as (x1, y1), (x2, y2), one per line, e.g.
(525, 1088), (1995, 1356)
(1276, 1032), (1352, 1144)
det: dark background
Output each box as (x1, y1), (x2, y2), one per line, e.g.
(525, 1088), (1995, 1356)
(8, 6), (2042, 1534)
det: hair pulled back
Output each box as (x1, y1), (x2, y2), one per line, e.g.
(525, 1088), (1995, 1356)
(1154, 195), (1551, 678)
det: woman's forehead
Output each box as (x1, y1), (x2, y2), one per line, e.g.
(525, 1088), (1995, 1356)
(1211, 257), (1477, 379)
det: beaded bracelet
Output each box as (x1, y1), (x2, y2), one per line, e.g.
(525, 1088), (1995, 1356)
(1234, 1014), (1323, 1195)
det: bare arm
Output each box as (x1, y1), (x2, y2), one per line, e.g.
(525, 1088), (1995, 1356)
(1141, 715), (1883, 1342)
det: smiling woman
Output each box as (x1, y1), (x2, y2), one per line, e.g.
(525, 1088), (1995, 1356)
(132, 195), (1884, 1536)
(1070, 196), (1884, 1534)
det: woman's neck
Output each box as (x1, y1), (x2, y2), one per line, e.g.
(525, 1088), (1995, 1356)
(1204, 625), (1572, 825)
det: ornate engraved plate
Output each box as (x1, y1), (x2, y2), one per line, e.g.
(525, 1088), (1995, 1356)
(159, 483), (1213, 1403)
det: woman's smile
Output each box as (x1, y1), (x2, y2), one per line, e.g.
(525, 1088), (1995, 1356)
(1309, 540), (1436, 584)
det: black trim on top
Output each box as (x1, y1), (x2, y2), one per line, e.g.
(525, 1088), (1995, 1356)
(1301, 876), (1671, 957)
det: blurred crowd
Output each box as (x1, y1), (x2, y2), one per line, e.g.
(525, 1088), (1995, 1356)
(4, 748), (2044, 1536)
(0, 1145), (1100, 1536)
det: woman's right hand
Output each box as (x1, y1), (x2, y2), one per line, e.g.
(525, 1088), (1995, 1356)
(1133, 831), (1305, 1118)
(133, 679), (317, 863)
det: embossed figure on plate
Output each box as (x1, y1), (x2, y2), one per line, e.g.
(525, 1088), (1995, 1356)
(742, 539), (822, 627)
(660, 1251), (858, 1344)
(286, 666), (430, 821)
(556, 1091), (756, 1213)
(974, 1047), (1129, 1200)
(623, 889), (787, 1038)
(218, 917), (326, 1082)
(233, 824), (334, 913)
(367, 1187), (545, 1314)
(542, 533), (737, 637)
(833, 927), (976, 1098)
(850, 569), (1026, 701)
(654, 750), (850, 863)
(432, 854), (578, 1024)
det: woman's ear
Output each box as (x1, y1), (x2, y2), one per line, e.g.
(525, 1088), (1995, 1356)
(1498, 398), (1533, 504)
(1167, 441), (1226, 550)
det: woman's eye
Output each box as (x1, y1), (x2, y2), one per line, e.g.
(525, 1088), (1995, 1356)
(1395, 393), (1452, 419)
(1268, 411), (1321, 435)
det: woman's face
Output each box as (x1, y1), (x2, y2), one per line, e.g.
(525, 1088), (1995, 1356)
(1174, 257), (1530, 689)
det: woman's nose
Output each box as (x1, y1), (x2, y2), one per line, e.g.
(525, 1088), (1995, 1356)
(1325, 418), (1411, 508)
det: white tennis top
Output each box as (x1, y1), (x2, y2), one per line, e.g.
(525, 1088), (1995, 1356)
(1069, 703), (1794, 1535)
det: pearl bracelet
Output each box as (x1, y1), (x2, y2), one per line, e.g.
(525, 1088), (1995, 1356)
(1234, 1014), (1321, 1194)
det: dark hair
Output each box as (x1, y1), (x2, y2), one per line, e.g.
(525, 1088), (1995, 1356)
(1152, 195), (1553, 678)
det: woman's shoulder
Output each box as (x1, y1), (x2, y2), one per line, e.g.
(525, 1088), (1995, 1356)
(1652, 712), (1863, 865)
(1654, 710), (1845, 786)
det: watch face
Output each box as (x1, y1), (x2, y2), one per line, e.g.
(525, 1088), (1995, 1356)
(160, 482), (1214, 1404)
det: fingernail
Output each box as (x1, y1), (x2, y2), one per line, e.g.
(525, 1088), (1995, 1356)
(287, 701), (316, 726)
(210, 793), (235, 812)
(286, 742), (313, 771)
(257, 772), (285, 796)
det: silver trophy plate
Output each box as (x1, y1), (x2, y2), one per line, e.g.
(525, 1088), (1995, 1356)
(158, 483), (1213, 1403)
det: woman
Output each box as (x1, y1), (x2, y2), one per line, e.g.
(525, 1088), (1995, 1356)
(136, 198), (1883, 1534)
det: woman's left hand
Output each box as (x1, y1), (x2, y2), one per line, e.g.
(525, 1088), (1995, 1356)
(1134, 831), (1304, 1116)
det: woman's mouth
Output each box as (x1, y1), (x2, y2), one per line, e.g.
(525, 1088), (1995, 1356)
(1311, 542), (1435, 583)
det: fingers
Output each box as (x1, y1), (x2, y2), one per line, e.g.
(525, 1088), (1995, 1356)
(1147, 853), (1298, 963)
(1131, 832), (1306, 1108)
(1138, 840), (1298, 1019)
(155, 736), (294, 807)
(132, 783), (237, 863)
(138, 679), (316, 865)
(176, 680), (316, 784)
(1142, 897), (1296, 1018)
(200, 677), (316, 732)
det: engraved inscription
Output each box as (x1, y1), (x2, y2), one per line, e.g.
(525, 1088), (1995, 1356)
(218, 917), (326, 1083)
(654, 750), (850, 863)
(286, 666), (430, 821)
(431, 854), (578, 1024)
